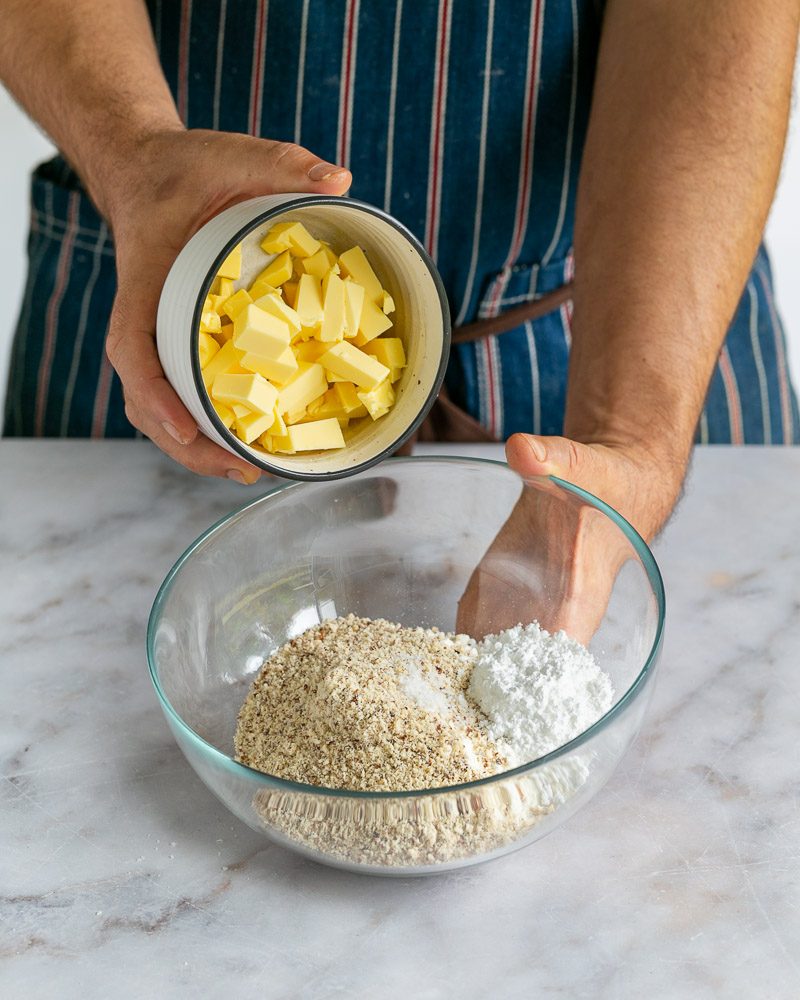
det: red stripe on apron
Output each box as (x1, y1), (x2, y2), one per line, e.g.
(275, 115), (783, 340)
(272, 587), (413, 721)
(718, 346), (744, 445)
(34, 193), (80, 436)
(337, 0), (358, 168)
(249, 0), (269, 135)
(177, 0), (192, 123)
(424, 0), (451, 256)
(756, 264), (793, 444)
(91, 349), (114, 438)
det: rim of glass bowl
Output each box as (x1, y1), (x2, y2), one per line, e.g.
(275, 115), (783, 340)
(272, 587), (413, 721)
(146, 456), (665, 799)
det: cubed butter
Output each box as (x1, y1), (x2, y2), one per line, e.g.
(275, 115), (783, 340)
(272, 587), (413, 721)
(253, 292), (302, 335)
(217, 244), (242, 280)
(198, 332), (220, 368)
(217, 277), (234, 299)
(293, 340), (329, 363)
(357, 378), (395, 420)
(211, 373), (279, 414)
(302, 248), (333, 281)
(235, 408), (276, 444)
(382, 291), (396, 314)
(277, 362), (328, 419)
(248, 278), (278, 301)
(319, 341), (390, 389)
(222, 289), (253, 321)
(213, 402), (236, 429)
(259, 251), (293, 287)
(333, 381), (368, 417)
(352, 297), (393, 345)
(283, 280), (298, 308)
(200, 310), (222, 333)
(233, 303), (291, 359)
(363, 337), (406, 371)
(338, 246), (383, 302)
(282, 418), (345, 452)
(259, 222), (294, 254)
(318, 272), (346, 342)
(343, 279), (365, 337)
(295, 273), (324, 328)
(241, 346), (298, 383)
(201, 339), (246, 389)
(283, 221), (321, 258)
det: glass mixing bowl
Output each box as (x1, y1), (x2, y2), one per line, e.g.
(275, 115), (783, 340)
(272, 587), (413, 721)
(147, 458), (664, 876)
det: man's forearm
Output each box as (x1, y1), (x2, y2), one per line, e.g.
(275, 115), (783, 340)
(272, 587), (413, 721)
(0, 0), (181, 220)
(568, 0), (798, 471)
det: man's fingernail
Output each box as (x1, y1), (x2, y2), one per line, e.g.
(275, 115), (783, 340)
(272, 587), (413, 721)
(308, 161), (347, 181)
(227, 469), (260, 485)
(527, 438), (547, 463)
(162, 421), (188, 445)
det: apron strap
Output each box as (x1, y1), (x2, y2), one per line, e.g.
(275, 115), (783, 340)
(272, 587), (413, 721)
(399, 281), (574, 450)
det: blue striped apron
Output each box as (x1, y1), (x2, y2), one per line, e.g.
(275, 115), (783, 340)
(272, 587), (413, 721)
(5, 0), (799, 444)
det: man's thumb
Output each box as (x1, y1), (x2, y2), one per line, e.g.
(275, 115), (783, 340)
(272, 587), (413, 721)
(257, 140), (351, 195)
(506, 433), (583, 481)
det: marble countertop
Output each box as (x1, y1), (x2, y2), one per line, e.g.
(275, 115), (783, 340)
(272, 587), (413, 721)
(1, 441), (798, 999)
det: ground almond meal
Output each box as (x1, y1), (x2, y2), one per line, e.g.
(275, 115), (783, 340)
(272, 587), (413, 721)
(235, 615), (508, 792)
(234, 615), (601, 867)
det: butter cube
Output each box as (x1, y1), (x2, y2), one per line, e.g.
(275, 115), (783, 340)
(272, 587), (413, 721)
(259, 251), (293, 287)
(235, 408), (276, 444)
(211, 373), (279, 415)
(307, 387), (346, 420)
(284, 221), (321, 258)
(390, 367), (403, 383)
(295, 273), (324, 328)
(334, 381), (368, 417)
(363, 337), (406, 371)
(233, 303), (291, 359)
(357, 378), (395, 420)
(222, 289), (253, 321)
(198, 332), (220, 369)
(338, 246), (383, 302)
(319, 341), (390, 389)
(277, 362), (328, 418)
(231, 403), (251, 419)
(248, 278), (278, 301)
(267, 409), (287, 437)
(241, 346), (298, 384)
(283, 280), (298, 308)
(293, 340), (329, 363)
(217, 277), (234, 299)
(283, 418), (345, 452)
(213, 402), (235, 429)
(214, 323), (233, 347)
(318, 272), (346, 342)
(319, 243), (339, 268)
(302, 248), (333, 281)
(343, 279), (365, 337)
(382, 291), (396, 314)
(200, 310), (222, 333)
(260, 222), (294, 254)
(352, 297), (393, 345)
(201, 339), (246, 389)
(217, 244), (242, 280)
(253, 292), (302, 335)
(268, 434), (296, 454)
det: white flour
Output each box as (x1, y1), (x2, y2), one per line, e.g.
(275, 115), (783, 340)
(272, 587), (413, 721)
(469, 622), (614, 767)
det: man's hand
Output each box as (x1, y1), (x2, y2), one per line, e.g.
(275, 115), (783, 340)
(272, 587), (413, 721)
(456, 432), (677, 642)
(104, 129), (351, 483)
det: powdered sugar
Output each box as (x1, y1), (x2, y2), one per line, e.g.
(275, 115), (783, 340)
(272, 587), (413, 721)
(468, 622), (614, 767)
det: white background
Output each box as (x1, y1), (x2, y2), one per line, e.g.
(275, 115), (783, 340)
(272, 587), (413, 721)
(1, 81), (798, 416)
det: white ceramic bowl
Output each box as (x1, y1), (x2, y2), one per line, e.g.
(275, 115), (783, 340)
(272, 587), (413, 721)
(156, 195), (450, 479)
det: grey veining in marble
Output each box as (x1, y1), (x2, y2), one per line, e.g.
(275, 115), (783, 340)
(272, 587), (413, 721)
(1, 441), (799, 999)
